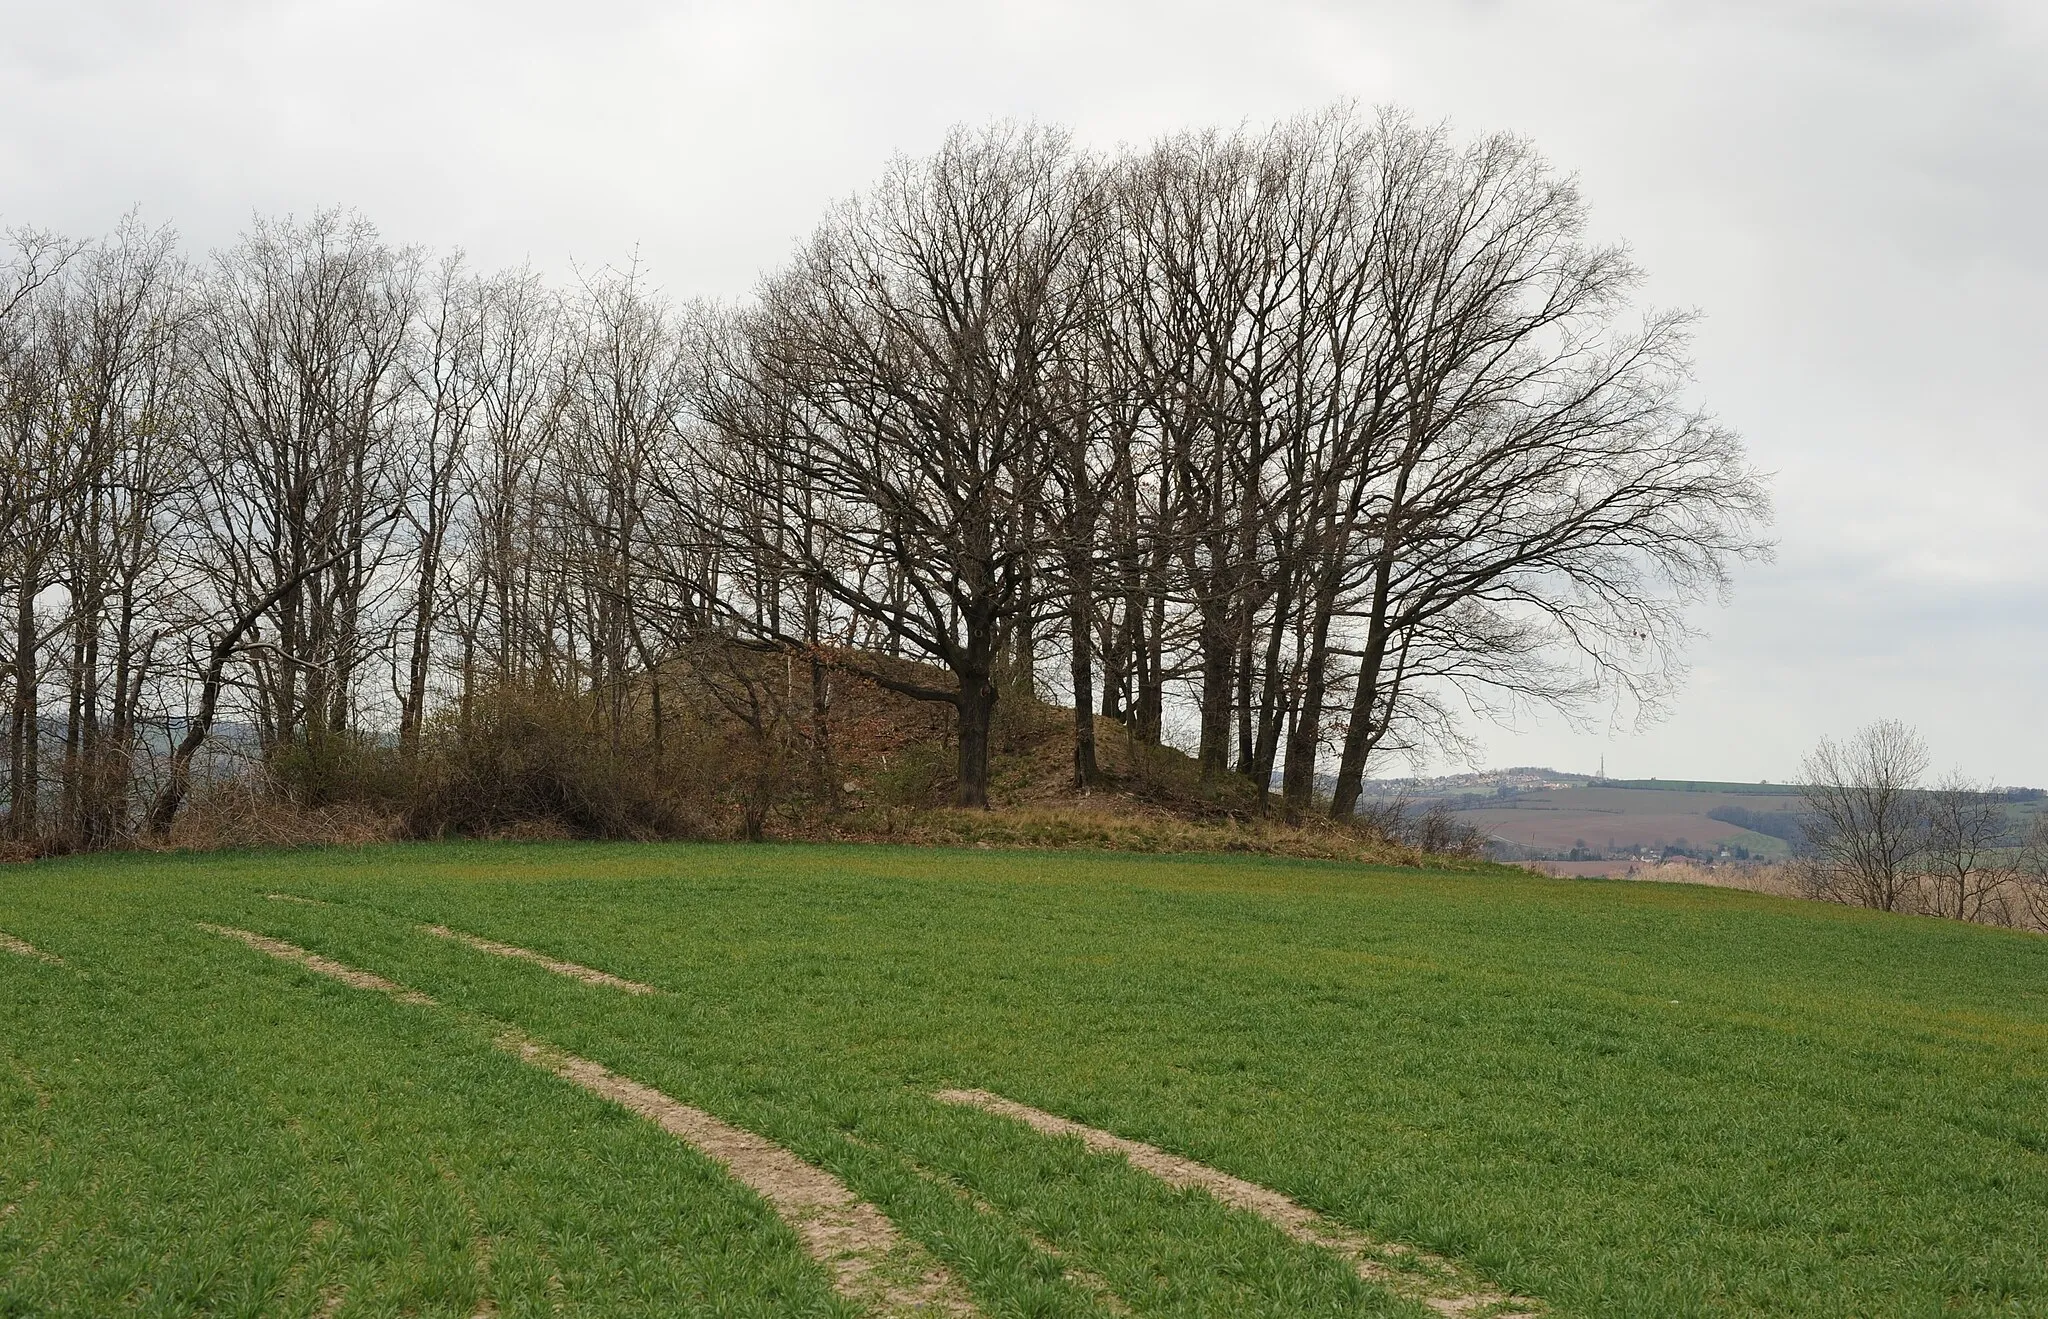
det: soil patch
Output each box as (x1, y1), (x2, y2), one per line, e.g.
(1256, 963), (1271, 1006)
(508, 1032), (974, 1315)
(422, 925), (657, 994)
(936, 1088), (1534, 1318)
(0, 931), (60, 964)
(199, 925), (436, 1006)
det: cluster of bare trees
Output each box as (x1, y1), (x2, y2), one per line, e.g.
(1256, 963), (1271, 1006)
(693, 110), (1767, 810)
(1798, 721), (2048, 926)
(1, 222), (186, 848)
(0, 107), (1770, 848)
(0, 213), (701, 845)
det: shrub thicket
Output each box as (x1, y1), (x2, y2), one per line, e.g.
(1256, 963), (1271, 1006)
(405, 682), (706, 841)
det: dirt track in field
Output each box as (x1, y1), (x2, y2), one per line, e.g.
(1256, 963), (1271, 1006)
(0, 931), (60, 963)
(422, 924), (658, 994)
(871, 1138), (1132, 1317)
(200, 925), (437, 1005)
(511, 1033), (975, 1315)
(200, 922), (973, 1315)
(936, 1088), (1536, 1318)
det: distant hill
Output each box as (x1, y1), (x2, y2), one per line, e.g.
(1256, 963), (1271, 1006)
(1359, 768), (2043, 868)
(1360, 768), (1805, 798)
(1357, 766), (1593, 797)
(1592, 777), (1802, 796)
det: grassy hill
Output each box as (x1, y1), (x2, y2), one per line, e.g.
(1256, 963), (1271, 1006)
(6, 842), (2047, 1316)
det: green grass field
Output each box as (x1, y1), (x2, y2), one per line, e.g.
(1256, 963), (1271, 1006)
(5, 843), (2047, 1317)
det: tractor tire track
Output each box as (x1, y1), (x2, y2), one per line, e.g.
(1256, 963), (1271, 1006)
(936, 1088), (1535, 1318)
(0, 931), (60, 964)
(200, 923), (972, 1316)
(420, 925), (657, 994)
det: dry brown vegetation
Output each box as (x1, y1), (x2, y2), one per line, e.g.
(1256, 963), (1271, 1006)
(1581, 860), (1805, 899)
(1534, 857), (2048, 935)
(104, 653), (1451, 869)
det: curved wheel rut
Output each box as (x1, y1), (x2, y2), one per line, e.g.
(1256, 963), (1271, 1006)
(936, 1088), (1538, 1318)
(199, 923), (976, 1316)
(0, 931), (60, 963)
(420, 924), (658, 994)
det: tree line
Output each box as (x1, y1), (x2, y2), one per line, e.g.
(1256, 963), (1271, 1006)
(0, 107), (1770, 849)
(1796, 721), (2048, 926)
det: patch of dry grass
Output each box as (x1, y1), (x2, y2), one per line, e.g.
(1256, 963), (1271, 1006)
(156, 778), (403, 853)
(803, 799), (1445, 867)
(1587, 860), (1804, 899)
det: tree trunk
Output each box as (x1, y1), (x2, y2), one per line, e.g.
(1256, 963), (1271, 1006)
(1068, 587), (1099, 788)
(1233, 609), (1257, 776)
(1195, 610), (1233, 781)
(8, 579), (38, 840)
(954, 673), (997, 808)
(1097, 595), (1128, 723)
(1328, 616), (1392, 819)
(1280, 584), (1339, 820)
(97, 588), (141, 846)
(1248, 572), (1296, 808)
(1134, 592), (1164, 746)
(399, 523), (442, 761)
(149, 551), (354, 834)
(1013, 511), (1036, 699)
(60, 608), (87, 841)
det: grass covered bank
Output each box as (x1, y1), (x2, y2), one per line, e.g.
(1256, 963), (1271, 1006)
(4, 843), (2046, 1316)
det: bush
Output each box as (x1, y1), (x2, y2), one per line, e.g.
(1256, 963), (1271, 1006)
(267, 731), (408, 809)
(873, 741), (950, 807)
(162, 768), (402, 851)
(405, 682), (703, 840)
(1350, 795), (1485, 857)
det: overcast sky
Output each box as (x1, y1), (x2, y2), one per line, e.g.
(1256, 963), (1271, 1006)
(5, 0), (2042, 783)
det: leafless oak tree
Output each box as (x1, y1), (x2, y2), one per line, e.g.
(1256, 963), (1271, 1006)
(1797, 721), (1931, 912)
(692, 125), (1093, 807)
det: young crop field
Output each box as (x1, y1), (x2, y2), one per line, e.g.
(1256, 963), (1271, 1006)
(4, 843), (2047, 1317)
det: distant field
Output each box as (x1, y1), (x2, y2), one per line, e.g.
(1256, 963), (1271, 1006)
(1457, 807), (1771, 854)
(6, 843), (2048, 1316)
(1455, 785), (1803, 858)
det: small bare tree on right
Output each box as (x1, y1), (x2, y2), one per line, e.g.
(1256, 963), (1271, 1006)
(1796, 720), (1929, 912)
(1917, 772), (2016, 924)
(2008, 815), (2048, 930)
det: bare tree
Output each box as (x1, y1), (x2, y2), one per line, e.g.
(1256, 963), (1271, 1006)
(675, 639), (802, 841)
(0, 254), (71, 840)
(0, 106), (1783, 846)
(395, 254), (485, 760)
(1796, 721), (1930, 912)
(1325, 115), (1769, 817)
(186, 211), (418, 788)
(2013, 816), (2048, 931)
(1918, 773), (2016, 923)
(694, 124), (1093, 807)
(447, 267), (564, 707)
(47, 219), (191, 846)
